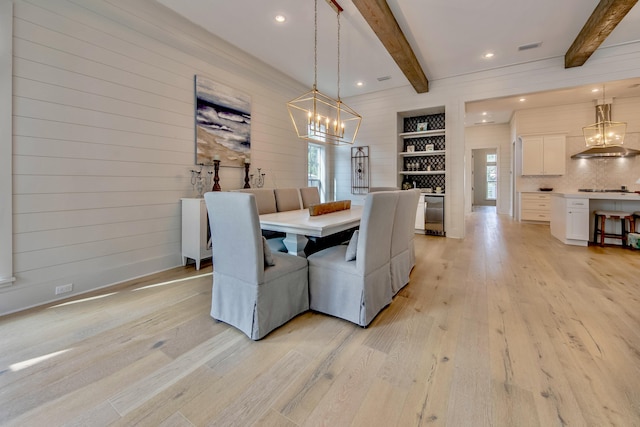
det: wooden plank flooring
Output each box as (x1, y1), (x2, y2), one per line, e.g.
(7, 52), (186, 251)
(1, 209), (639, 426)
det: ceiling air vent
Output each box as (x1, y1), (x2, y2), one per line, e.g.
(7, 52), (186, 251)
(377, 76), (391, 82)
(518, 42), (542, 51)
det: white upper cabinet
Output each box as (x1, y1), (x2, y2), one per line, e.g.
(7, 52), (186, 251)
(521, 134), (566, 176)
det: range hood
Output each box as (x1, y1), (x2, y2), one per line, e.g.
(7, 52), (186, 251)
(572, 103), (639, 158)
(571, 145), (640, 158)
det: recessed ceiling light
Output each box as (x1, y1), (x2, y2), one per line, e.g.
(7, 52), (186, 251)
(483, 52), (495, 59)
(519, 98), (526, 102)
(356, 81), (364, 87)
(482, 112), (487, 116)
(482, 119), (487, 123)
(275, 15), (286, 23)
(591, 88), (599, 92)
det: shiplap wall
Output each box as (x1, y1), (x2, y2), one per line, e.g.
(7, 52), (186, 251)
(0, 2), (12, 287)
(2, 0), (309, 315)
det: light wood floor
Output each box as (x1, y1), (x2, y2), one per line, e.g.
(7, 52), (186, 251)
(2, 210), (640, 426)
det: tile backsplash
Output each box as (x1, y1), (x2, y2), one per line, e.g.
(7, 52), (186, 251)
(518, 132), (640, 192)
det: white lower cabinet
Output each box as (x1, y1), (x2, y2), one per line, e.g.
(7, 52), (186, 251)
(520, 192), (551, 222)
(566, 199), (590, 241)
(181, 198), (212, 270)
(551, 196), (589, 246)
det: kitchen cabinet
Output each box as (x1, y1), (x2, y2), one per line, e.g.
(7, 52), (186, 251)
(521, 134), (566, 176)
(181, 198), (212, 270)
(520, 192), (551, 222)
(565, 199), (590, 241)
(550, 196), (589, 246)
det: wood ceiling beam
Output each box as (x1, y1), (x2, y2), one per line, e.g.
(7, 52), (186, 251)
(565, 0), (638, 68)
(351, 0), (429, 93)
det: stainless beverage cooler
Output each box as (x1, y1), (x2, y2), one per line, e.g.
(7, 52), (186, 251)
(424, 195), (445, 236)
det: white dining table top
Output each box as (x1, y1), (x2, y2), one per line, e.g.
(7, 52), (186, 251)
(259, 205), (363, 238)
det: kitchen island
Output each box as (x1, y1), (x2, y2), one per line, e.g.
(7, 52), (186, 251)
(550, 191), (640, 246)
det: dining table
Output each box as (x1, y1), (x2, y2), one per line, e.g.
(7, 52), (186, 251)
(259, 205), (363, 256)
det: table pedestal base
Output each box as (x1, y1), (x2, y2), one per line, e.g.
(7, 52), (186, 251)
(283, 233), (308, 257)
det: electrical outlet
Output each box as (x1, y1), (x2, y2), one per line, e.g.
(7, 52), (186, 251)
(55, 283), (73, 295)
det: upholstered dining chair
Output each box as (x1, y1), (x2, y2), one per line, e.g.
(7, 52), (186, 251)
(390, 189), (421, 295)
(274, 188), (302, 212)
(307, 191), (398, 327)
(369, 187), (399, 192)
(204, 192), (309, 340)
(233, 188), (285, 252)
(300, 186), (321, 208)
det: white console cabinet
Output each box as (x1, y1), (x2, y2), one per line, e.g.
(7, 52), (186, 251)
(181, 198), (212, 270)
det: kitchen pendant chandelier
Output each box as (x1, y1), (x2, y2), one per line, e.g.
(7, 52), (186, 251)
(582, 86), (626, 148)
(287, 0), (361, 145)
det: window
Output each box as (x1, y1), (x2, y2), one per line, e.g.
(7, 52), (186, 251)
(308, 143), (325, 202)
(486, 153), (497, 200)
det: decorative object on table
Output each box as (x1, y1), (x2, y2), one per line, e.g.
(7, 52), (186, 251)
(286, 0), (361, 145)
(250, 168), (266, 188)
(243, 157), (251, 188)
(195, 75), (251, 168)
(406, 145), (415, 153)
(212, 158), (221, 191)
(351, 146), (369, 194)
(425, 144), (434, 152)
(308, 200), (351, 216)
(416, 122), (428, 132)
(190, 163), (207, 197)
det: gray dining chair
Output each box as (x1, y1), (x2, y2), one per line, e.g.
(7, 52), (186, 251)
(390, 189), (421, 295)
(369, 187), (399, 192)
(204, 192), (309, 340)
(274, 188), (302, 212)
(300, 186), (321, 208)
(233, 188), (285, 252)
(307, 191), (398, 326)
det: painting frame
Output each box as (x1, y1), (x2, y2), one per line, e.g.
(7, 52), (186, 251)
(194, 75), (251, 167)
(416, 122), (428, 132)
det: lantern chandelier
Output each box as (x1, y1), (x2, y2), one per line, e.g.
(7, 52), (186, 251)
(287, 0), (361, 145)
(582, 85), (626, 148)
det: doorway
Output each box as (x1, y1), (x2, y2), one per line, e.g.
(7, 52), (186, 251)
(472, 148), (497, 209)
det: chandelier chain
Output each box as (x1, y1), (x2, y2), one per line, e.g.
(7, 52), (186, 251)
(314, 0), (318, 89)
(337, 11), (341, 101)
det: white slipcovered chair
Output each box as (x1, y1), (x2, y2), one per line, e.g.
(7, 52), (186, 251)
(274, 188), (302, 212)
(300, 186), (321, 208)
(390, 189), (421, 295)
(369, 187), (399, 192)
(307, 191), (398, 326)
(204, 192), (309, 340)
(233, 188), (285, 252)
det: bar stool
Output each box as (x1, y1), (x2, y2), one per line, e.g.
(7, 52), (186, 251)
(593, 210), (635, 247)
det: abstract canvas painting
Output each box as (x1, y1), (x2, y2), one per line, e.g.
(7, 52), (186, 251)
(195, 75), (251, 167)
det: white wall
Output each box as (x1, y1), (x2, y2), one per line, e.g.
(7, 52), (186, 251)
(1, 0), (309, 315)
(0, 1), (13, 287)
(341, 43), (640, 238)
(465, 125), (511, 215)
